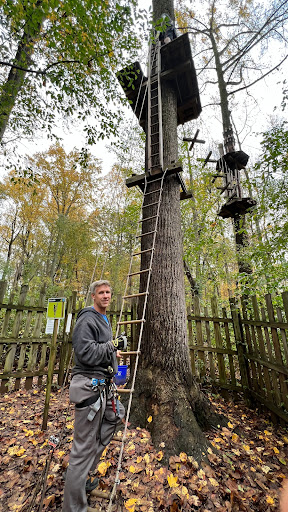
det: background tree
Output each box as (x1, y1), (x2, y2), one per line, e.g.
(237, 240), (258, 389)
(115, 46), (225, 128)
(0, 0), (141, 148)
(176, 0), (288, 285)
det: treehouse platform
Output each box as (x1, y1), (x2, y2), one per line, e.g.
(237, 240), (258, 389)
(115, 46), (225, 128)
(117, 32), (201, 128)
(218, 197), (257, 219)
(126, 162), (192, 200)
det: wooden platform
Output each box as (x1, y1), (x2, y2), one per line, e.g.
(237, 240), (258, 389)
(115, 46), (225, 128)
(126, 162), (192, 200)
(160, 32), (201, 124)
(117, 33), (201, 128)
(216, 150), (249, 171)
(218, 197), (257, 218)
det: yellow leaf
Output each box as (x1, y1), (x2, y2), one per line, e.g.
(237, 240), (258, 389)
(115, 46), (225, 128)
(167, 473), (179, 488)
(24, 429), (34, 437)
(129, 466), (136, 473)
(147, 416), (152, 423)
(264, 430), (272, 436)
(57, 451), (65, 458)
(228, 422), (234, 429)
(179, 452), (187, 463)
(283, 436), (288, 444)
(279, 458), (287, 465)
(8, 446), (20, 456)
(209, 477), (219, 487)
(136, 456), (143, 463)
(127, 443), (135, 452)
(232, 449), (241, 456)
(262, 466), (271, 474)
(16, 448), (26, 457)
(181, 485), (189, 496)
(273, 447), (279, 454)
(66, 423), (74, 429)
(97, 461), (110, 476)
(243, 444), (251, 452)
(144, 453), (150, 464)
(156, 451), (163, 461)
(124, 498), (138, 512)
(232, 433), (239, 442)
(266, 496), (274, 505)
(197, 469), (206, 479)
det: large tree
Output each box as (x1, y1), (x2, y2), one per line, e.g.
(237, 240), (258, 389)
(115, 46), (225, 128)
(0, 0), (140, 146)
(129, 0), (220, 461)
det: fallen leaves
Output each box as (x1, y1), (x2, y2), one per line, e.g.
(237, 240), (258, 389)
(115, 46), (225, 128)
(0, 388), (287, 512)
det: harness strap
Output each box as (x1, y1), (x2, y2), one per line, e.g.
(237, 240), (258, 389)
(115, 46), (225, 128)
(75, 391), (100, 409)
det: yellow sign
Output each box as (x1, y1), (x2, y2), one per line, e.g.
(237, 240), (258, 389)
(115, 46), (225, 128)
(47, 298), (66, 319)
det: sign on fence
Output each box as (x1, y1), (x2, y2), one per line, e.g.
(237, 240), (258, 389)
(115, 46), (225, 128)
(47, 297), (66, 319)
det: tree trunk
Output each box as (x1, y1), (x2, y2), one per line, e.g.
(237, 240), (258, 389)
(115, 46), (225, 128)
(130, 0), (219, 461)
(0, 3), (44, 142)
(211, 30), (253, 278)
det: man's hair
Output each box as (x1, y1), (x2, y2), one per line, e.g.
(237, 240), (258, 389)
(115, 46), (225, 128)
(90, 280), (112, 295)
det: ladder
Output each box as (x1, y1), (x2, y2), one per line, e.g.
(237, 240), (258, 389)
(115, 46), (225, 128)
(147, 34), (163, 175)
(106, 171), (167, 512)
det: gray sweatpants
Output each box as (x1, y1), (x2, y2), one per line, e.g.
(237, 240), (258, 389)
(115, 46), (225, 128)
(62, 376), (125, 512)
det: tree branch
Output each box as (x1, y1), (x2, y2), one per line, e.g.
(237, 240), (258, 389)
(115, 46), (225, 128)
(228, 54), (288, 95)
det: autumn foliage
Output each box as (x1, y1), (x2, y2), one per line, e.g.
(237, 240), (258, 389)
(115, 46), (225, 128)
(0, 386), (287, 511)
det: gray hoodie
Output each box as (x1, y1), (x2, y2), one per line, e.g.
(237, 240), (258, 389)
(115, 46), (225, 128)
(71, 307), (117, 378)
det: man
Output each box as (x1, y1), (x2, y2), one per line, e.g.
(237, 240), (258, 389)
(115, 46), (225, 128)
(62, 280), (125, 512)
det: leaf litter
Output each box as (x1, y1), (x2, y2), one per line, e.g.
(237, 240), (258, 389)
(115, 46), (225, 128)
(0, 387), (287, 511)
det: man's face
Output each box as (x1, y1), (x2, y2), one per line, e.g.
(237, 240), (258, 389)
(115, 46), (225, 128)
(92, 285), (111, 313)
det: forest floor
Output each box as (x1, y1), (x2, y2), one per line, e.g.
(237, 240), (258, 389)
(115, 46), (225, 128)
(0, 385), (287, 512)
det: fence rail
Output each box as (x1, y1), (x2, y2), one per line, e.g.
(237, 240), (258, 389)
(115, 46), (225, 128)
(1, 285), (288, 424)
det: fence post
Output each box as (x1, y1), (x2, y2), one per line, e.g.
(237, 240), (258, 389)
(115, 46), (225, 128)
(58, 292), (76, 386)
(229, 298), (251, 404)
(0, 280), (7, 303)
(0, 284), (28, 393)
(42, 318), (59, 430)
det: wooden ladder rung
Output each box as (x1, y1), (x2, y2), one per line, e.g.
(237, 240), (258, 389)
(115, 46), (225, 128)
(117, 319), (145, 325)
(123, 292), (149, 299)
(128, 268), (151, 276)
(136, 230), (156, 238)
(144, 189), (161, 196)
(120, 350), (141, 355)
(132, 248), (153, 256)
(142, 201), (159, 209)
(117, 388), (134, 393)
(139, 215), (158, 223)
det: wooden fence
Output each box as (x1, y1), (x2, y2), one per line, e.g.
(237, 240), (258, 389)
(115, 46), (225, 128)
(0, 285), (136, 394)
(1, 284), (288, 423)
(188, 292), (288, 423)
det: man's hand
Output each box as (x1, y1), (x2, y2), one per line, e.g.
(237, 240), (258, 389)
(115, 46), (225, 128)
(112, 332), (127, 351)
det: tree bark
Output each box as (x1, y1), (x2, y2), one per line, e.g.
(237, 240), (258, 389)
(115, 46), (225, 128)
(0, 3), (45, 143)
(130, 0), (219, 461)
